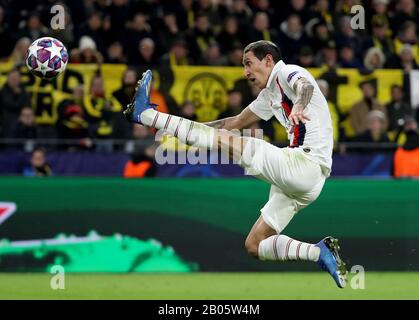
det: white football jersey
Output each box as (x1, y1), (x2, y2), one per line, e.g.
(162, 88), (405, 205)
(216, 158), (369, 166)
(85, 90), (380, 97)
(249, 60), (333, 176)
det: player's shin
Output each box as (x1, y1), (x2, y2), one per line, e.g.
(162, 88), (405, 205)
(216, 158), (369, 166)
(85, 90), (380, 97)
(140, 109), (215, 149)
(258, 235), (320, 262)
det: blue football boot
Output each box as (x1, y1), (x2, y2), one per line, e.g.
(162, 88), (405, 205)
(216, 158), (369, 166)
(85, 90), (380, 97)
(315, 236), (347, 288)
(123, 69), (156, 124)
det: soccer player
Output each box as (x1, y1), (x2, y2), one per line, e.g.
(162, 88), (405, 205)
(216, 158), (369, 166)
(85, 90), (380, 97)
(124, 40), (347, 288)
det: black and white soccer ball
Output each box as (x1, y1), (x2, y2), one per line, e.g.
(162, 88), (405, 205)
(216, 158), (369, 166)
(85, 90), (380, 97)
(26, 37), (68, 80)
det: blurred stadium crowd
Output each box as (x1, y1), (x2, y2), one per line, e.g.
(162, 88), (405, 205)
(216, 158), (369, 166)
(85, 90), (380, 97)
(0, 0), (419, 159)
(2, 0), (419, 68)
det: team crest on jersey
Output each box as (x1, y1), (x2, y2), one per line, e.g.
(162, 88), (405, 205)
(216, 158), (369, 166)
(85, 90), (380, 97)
(287, 71), (299, 83)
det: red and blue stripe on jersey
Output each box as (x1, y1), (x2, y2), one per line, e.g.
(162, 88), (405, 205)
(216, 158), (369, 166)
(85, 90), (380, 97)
(276, 77), (306, 147)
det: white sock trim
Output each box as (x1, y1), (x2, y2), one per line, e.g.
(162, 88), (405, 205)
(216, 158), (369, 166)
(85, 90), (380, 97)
(258, 235), (320, 262)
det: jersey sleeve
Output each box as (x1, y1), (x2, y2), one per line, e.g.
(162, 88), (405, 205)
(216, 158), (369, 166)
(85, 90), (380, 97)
(280, 65), (304, 91)
(248, 89), (273, 121)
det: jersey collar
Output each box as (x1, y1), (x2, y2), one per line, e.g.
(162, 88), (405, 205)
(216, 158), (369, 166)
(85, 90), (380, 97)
(266, 60), (285, 89)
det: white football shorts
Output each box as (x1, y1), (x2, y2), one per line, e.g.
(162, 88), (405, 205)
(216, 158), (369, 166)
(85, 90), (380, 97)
(238, 137), (326, 233)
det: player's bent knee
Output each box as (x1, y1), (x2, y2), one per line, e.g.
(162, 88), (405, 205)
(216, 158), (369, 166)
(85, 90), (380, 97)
(245, 237), (260, 259)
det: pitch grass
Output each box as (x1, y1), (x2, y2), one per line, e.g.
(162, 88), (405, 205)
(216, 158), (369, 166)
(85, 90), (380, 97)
(0, 272), (418, 300)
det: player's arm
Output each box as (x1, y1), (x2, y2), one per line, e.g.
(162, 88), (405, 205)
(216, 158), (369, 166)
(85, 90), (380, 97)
(289, 77), (313, 126)
(204, 106), (261, 130)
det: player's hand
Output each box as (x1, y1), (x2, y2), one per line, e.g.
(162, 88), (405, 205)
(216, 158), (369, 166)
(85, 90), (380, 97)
(289, 102), (310, 130)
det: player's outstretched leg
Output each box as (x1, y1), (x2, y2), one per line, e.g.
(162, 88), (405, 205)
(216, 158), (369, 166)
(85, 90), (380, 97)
(257, 234), (347, 288)
(247, 217), (322, 262)
(249, 217), (347, 289)
(123, 69), (215, 150)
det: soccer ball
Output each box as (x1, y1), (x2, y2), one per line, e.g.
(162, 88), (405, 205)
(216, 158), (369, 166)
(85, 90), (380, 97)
(26, 37), (68, 80)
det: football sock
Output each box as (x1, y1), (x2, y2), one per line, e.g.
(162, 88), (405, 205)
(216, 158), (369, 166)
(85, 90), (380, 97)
(258, 235), (320, 262)
(140, 109), (215, 149)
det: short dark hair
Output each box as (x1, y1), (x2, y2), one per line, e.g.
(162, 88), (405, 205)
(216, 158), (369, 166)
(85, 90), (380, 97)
(244, 40), (282, 63)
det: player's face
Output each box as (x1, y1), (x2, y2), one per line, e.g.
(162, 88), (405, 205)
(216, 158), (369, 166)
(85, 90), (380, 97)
(242, 51), (273, 89)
